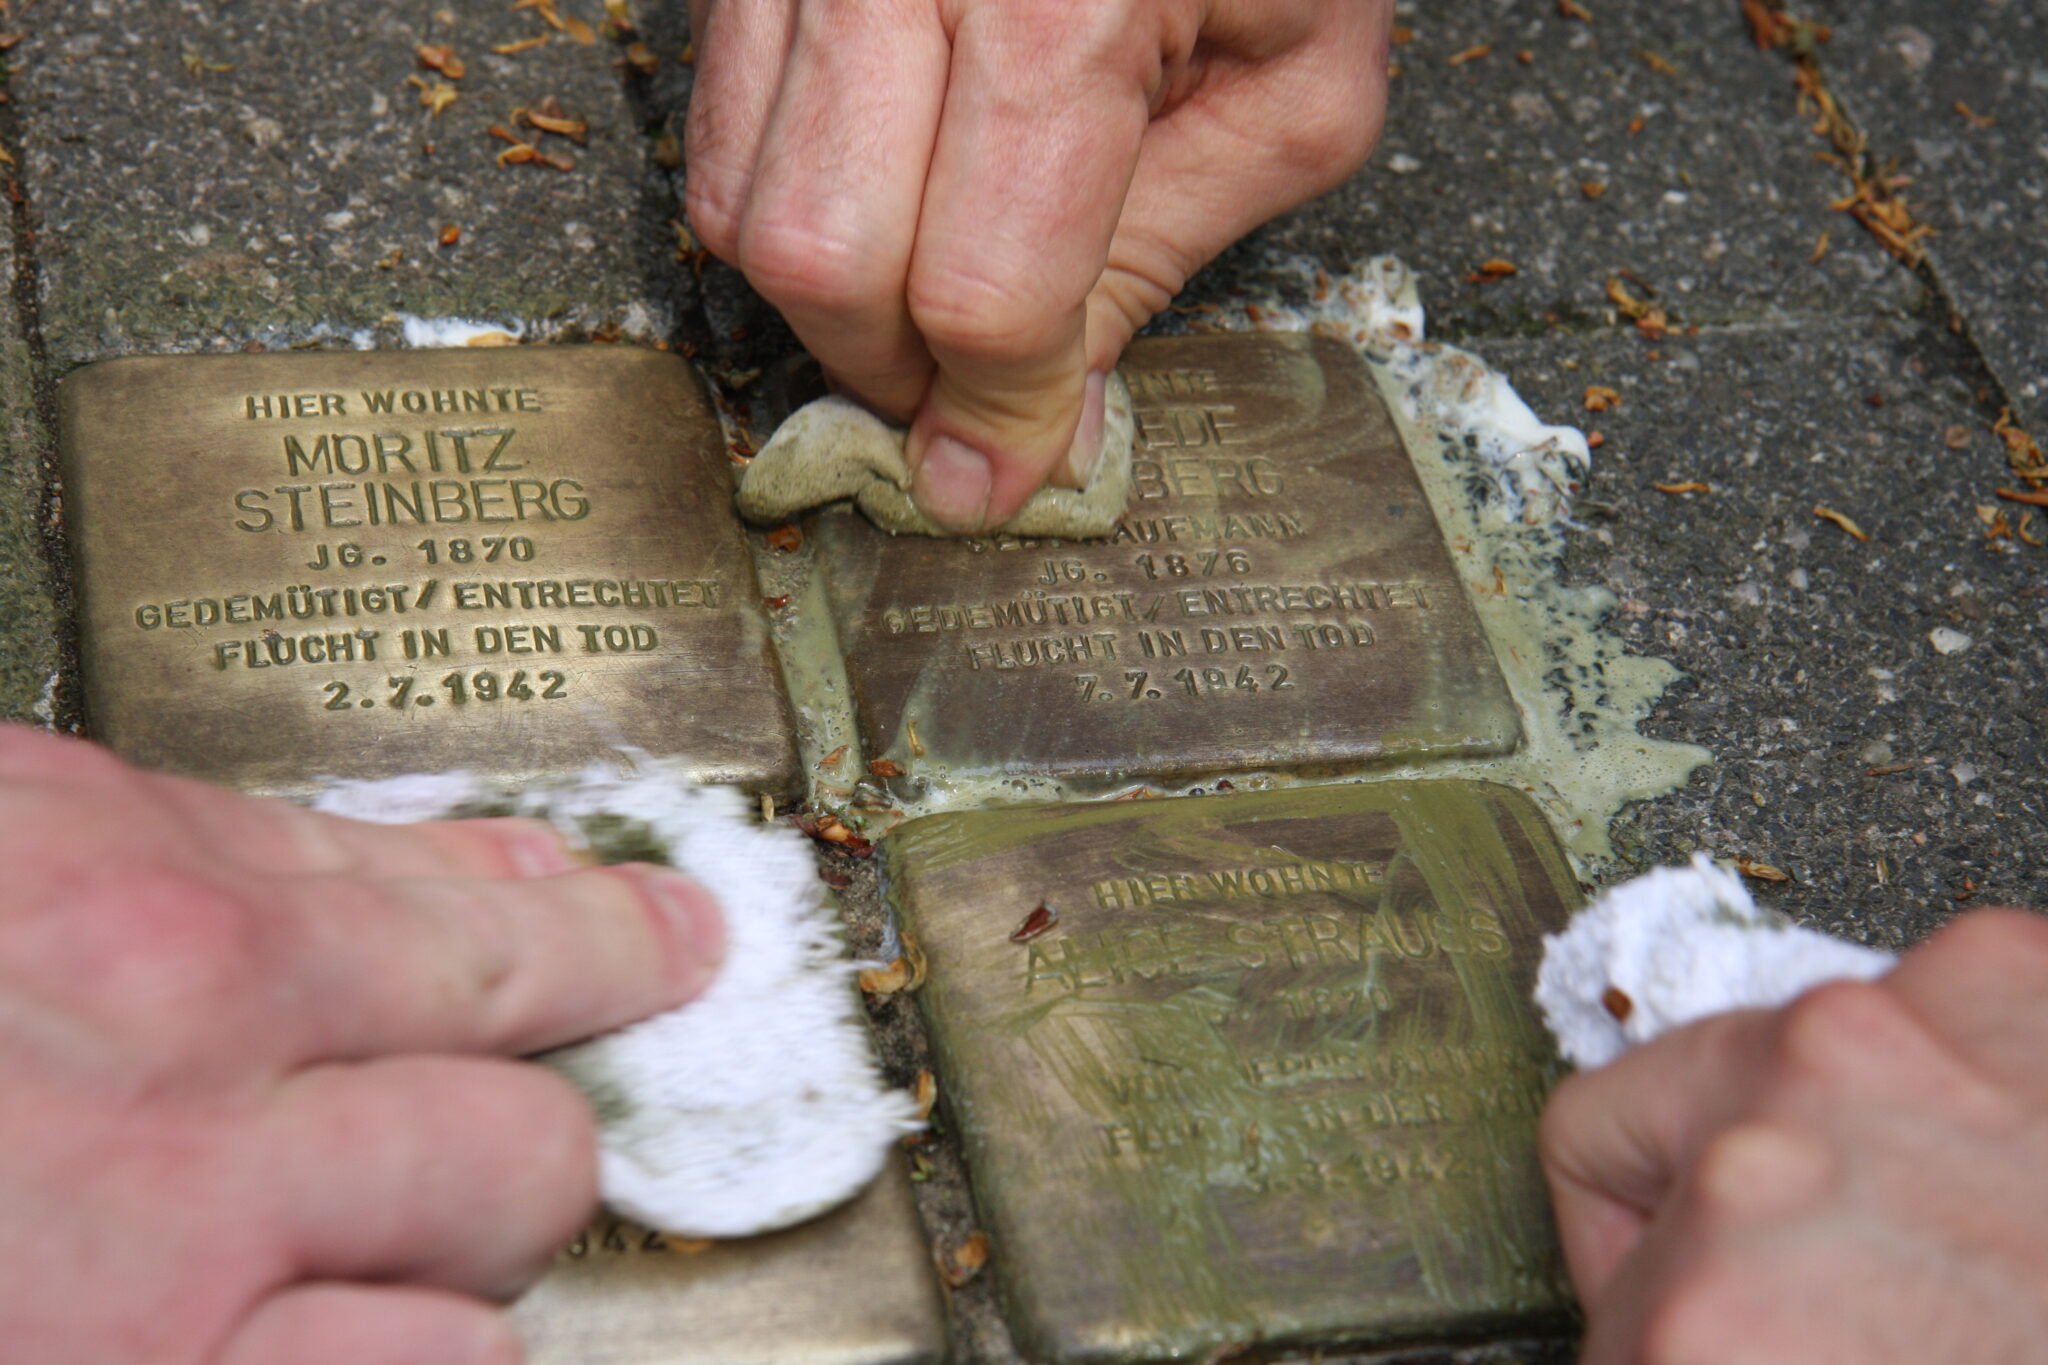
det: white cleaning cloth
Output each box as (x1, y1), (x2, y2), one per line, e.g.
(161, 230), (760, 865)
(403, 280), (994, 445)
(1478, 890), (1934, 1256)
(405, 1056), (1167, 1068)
(1535, 853), (1895, 1069)
(314, 762), (921, 1238)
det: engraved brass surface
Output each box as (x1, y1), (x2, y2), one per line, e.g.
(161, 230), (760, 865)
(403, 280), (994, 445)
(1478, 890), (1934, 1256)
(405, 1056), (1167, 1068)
(513, 1159), (947, 1365)
(816, 334), (1519, 790)
(62, 348), (799, 796)
(888, 782), (1578, 1363)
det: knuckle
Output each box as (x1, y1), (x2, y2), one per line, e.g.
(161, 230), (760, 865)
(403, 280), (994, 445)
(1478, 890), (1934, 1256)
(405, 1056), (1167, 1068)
(1922, 907), (2048, 979)
(906, 258), (1072, 365)
(1771, 979), (1907, 1091)
(1687, 1121), (1830, 1224)
(735, 218), (891, 319)
(681, 168), (747, 263)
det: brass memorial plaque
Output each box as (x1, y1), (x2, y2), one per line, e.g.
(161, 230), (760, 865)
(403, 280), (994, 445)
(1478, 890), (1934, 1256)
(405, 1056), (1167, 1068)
(815, 334), (1519, 791)
(888, 782), (1577, 1363)
(513, 1159), (947, 1365)
(61, 347), (799, 796)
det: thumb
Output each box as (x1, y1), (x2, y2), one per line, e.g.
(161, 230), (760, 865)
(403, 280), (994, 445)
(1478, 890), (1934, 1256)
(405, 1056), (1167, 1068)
(901, 10), (1151, 533)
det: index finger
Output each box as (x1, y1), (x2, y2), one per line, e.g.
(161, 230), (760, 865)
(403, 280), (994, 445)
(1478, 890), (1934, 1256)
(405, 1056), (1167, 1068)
(269, 862), (725, 1065)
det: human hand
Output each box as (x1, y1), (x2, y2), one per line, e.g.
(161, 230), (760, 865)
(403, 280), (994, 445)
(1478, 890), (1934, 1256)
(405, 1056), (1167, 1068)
(685, 0), (1393, 532)
(0, 727), (725, 1364)
(1541, 908), (2048, 1363)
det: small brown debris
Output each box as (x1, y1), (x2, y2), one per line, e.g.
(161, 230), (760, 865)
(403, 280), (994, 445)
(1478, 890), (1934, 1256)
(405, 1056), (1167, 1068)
(493, 35), (550, 54)
(1584, 385), (1621, 412)
(1865, 762), (1914, 776)
(1009, 903), (1059, 944)
(765, 523), (803, 552)
(415, 78), (459, 116)
(1944, 424), (1973, 450)
(868, 759), (905, 779)
(1391, 25), (1416, 44)
(1448, 44), (1493, 66)
(563, 14), (598, 43)
(1626, 114), (1648, 136)
(1993, 408), (2048, 485)
(817, 744), (848, 770)
(653, 131), (683, 169)
(935, 1231), (990, 1289)
(415, 43), (466, 79)
(1813, 506), (1871, 542)
(1735, 857), (1792, 883)
(1810, 229), (1831, 263)
(522, 110), (589, 142)
(1996, 487), (2048, 507)
(1653, 481), (1710, 495)
(1600, 986), (1633, 1021)
(912, 1070), (939, 1123)
(438, 223), (461, 247)
(818, 865), (853, 890)
(1954, 876), (1978, 904)
(623, 40), (658, 74)
(2017, 512), (2043, 547)
(1467, 257), (1518, 283)
(1517, 48), (1536, 64)
(906, 716), (926, 758)
(1586, 431), (1607, 450)
(763, 594), (790, 610)
(858, 957), (912, 998)
(1582, 181), (1608, 200)
(1954, 101), (1995, 129)
(465, 332), (518, 347)
(1637, 49), (1678, 76)
(1557, 0), (1592, 19)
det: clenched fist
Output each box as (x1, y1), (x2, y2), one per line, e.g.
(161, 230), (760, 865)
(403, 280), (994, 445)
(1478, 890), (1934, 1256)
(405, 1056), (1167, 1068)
(686, 0), (1393, 530)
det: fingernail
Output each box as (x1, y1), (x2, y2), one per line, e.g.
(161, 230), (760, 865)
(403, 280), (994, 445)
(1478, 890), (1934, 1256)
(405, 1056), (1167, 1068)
(642, 867), (727, 991)
(1061, 371), (1109, 489)
(913, 435), (994, 532)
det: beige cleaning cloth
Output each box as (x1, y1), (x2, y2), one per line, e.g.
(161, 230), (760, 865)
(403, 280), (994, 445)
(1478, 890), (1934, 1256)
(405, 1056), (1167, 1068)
(735, 374), (1136, 538)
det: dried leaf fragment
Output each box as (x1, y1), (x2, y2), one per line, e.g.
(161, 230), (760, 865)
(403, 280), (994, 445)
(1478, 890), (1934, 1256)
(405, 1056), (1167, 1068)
(1954, 101), (1995, 129)
(415, 43), (466, 79)
(935, 1231), (990, 1289)
(493, 35), (550, 54)
(523, 110), (589, 142)
(1467, 257), (1518, 283)
(868, 759), (905, 778)
(623, 41), (658, 74)
(1995, 487), (2048, 507)
(563, 14), (598, 43)
(765, 523), (803, 552)
(1448, 44), (1492, 66)
(818, 744), (848, 770)
(1581, 181), (1608, 200)
(1735, 857), (1792, 883)
(1557, 0), (1592, 19)
(415, 78), (459, 116)
(1009, 903), (1059, 943)
(1584, 385), (1621, 412)
(1653, 481), (1710, 495)
(438, 223), (461, 247)
(465, 332), (518, 347)
(1813, 506), (1871, 542)
(911, 1070), (938, 1122)
(1637, 49), (1678, 76)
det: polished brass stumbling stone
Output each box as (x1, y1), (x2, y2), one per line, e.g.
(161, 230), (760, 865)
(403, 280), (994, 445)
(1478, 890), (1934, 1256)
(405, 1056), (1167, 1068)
(62, 347), (799, 797)
(887, 782), (1578, 1363)
(814, 333), (1519, 793)
(512, 1160), (948, 1365)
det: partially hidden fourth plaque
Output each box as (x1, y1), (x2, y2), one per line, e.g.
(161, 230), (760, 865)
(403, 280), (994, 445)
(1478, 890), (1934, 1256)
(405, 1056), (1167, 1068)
(887, 781), (1579, 1363)
(816, 333), (1521, 792)
(61, 347), (799, 796)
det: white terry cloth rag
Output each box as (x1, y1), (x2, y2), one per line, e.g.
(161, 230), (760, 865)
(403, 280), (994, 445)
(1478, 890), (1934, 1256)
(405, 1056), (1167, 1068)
(1535, 853), (1896, 1070)
(313, 760), (922, 1239)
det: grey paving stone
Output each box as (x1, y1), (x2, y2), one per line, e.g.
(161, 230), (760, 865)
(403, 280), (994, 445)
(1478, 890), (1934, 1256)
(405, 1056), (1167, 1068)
(1804, 0), (2048, 431)
(1483, 317), (2047, 946)
(1180, 0), (1922, 342)
(0, 219), (65, 725)
(14, 0), (693, 368)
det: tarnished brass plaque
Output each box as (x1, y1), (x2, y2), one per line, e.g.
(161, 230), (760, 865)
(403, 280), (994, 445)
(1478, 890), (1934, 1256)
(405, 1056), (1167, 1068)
(513, 1160), (947, 1365)
(61, 348), (799, 796)
(888, 782), (1577, 1363)
(815, 334), (1518, 791)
